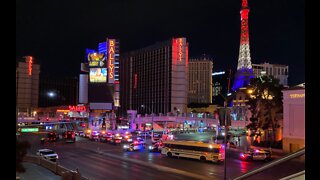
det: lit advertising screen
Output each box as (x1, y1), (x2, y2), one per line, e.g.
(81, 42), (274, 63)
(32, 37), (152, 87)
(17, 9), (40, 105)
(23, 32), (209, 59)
(88, 52), (106, 67)
(89, 68), (107, 83)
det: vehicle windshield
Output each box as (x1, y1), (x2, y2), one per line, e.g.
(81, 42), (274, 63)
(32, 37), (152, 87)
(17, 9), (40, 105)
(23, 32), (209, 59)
(41, 150), (55, 155)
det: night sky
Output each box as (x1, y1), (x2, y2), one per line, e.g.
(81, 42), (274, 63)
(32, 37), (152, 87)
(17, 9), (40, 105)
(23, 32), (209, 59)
(16, 0), (304, 86)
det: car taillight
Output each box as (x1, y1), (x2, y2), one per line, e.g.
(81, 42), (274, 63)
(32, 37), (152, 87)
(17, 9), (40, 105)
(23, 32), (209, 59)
(240, 153), (245, 158)
(68, 132), (71, 134)
(134, 141), (138, 144)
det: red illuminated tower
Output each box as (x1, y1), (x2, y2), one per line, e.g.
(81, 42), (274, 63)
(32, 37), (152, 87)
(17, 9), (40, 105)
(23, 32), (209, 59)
(232, 0), (254, 90)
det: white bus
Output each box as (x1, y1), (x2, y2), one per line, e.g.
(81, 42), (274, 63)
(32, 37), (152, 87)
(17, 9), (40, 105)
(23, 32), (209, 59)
(161, 140), (225, 163)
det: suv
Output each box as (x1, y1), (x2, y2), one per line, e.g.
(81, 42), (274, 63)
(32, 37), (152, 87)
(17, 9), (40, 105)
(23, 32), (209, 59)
(36, 149), (59, 162)
(63, 130), (76, 143)
(47, 132), (58, 142)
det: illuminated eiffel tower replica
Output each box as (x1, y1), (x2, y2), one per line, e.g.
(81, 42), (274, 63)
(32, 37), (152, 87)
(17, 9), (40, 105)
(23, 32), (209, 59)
(232, 0), (254, 91)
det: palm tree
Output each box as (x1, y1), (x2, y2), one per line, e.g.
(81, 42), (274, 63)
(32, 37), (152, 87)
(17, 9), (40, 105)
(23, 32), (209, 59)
(246, 76), (283, 142)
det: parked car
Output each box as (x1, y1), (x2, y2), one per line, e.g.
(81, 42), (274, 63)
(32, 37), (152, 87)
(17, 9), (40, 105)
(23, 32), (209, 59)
(36, 149), (59, 162)
(239, 149), (272, 161)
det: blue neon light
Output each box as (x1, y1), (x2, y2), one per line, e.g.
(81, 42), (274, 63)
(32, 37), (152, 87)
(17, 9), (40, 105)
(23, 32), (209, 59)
(232, 68), (254, 91)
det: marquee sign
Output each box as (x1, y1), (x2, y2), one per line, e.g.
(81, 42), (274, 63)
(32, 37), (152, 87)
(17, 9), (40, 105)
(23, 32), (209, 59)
(108, 39), (115, 83)
(68, 105), (86, 112)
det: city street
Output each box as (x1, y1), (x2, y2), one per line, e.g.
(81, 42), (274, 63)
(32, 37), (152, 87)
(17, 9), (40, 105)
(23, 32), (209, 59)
(19, 132), (304, 180)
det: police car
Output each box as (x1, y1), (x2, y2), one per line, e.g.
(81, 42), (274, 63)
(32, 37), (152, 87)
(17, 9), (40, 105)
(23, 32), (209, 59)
(239, 149), (272, 161)
(148, 141), (164, 152)
(123, 140), (146, 151)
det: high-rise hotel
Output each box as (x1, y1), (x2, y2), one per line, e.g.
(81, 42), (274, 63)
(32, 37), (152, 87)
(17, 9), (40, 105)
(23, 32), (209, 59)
(120, 38), (189, 115)
(188, 58), (213, 104)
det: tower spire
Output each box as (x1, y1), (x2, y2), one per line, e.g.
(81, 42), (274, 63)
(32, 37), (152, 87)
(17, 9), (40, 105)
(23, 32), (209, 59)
(232, 0), (254, 91)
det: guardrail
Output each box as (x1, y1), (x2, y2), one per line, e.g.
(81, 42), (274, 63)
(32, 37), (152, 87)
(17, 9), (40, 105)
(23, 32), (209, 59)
(23, 154), (89, 180)
(232, 147), (305, 180)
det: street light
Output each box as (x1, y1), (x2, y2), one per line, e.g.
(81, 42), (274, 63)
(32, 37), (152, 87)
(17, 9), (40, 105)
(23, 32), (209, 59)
(219, 92), (236, 180)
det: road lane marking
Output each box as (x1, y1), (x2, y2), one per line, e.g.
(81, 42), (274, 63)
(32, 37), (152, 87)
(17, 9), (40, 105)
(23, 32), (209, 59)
(88, 149), (213, 180)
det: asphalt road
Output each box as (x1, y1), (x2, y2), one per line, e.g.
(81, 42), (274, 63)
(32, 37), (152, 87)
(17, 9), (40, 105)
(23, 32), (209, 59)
(18, 132), (304, 180)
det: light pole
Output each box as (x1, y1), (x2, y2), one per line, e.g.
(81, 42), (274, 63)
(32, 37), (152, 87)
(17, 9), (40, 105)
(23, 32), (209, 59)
(219, 92), (234, 180)
(223, 100), (228, 180)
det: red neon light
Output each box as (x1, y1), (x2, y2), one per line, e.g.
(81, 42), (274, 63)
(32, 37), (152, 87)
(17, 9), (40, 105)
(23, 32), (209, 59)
(240, 0), (250, 45)
(28, 57), (33, 76)
(134, 74), (138, 89)
(172, 39), (178, 65)
(68, 105), (86, 112)
(108, 40), (115, 80)
(185, 43), (189, 67)
(179, 38), (183, 62)
(242, 0), (248, 8)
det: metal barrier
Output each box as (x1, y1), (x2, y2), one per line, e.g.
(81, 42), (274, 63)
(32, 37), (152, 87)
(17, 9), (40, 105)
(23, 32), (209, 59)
(23, 154), (89, 180)
(232, 147), (305, 180)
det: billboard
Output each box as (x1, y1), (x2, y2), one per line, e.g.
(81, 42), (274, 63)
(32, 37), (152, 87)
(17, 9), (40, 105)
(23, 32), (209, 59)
(88, 52), (106, 67)
(89, 68), (107, 83)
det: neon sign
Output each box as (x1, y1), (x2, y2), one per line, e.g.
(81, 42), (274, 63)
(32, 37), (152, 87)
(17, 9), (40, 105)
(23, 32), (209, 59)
(179, 38), (183, 62)
(21, 128), (39, 132)
(289, 94), (305, 99)
(68, 105), (86, 112)
(108, 39), (115, 83)
(28, 57), (33, 76)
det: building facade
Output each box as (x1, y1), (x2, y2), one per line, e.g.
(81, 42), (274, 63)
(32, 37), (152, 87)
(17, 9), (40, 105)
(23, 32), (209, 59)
(79, 38), (120, 130)
(212, 70), (232, 106)
(282, 83), (305, 153)
(120, 38), (189, 115)
(252, 63), (289, 86)
(188, 58), (213, 104)
(39, 76), (79, 107)
(16, 56), (40, 117)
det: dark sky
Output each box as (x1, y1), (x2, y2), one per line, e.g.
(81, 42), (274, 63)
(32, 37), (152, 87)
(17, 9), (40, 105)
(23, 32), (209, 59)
(16, 0), (304, 86)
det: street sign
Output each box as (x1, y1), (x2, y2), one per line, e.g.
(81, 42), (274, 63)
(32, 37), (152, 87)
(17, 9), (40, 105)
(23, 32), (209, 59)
(21, 128), (39, 132)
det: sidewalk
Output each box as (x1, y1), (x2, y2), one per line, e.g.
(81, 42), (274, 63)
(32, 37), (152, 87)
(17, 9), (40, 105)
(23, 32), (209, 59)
(16, 162), (60, 180)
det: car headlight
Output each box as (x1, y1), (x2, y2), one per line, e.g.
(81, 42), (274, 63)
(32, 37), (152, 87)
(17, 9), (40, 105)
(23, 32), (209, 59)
(123, 145), (128, 149)
(56, 155), (59, 159)
(149, 146), (153, 150)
